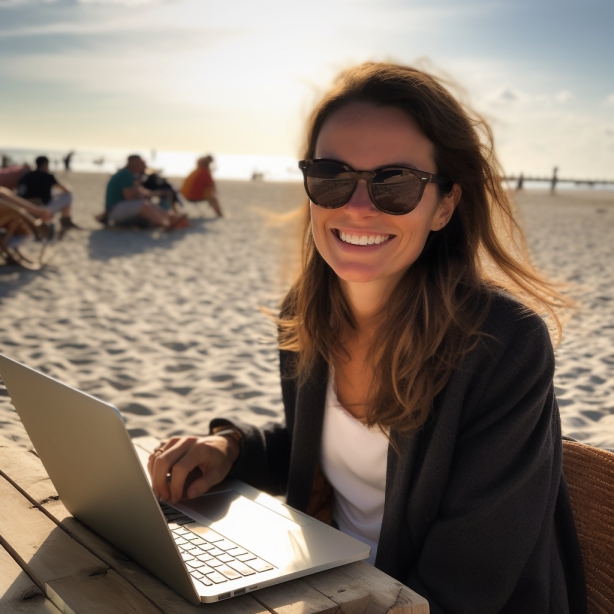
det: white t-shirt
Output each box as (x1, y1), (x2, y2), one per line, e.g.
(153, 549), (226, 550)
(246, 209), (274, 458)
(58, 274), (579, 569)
(320, 370), (388, 565)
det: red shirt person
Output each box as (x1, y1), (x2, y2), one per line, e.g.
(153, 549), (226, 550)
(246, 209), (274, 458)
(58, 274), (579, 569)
(180, 155), (223, 217)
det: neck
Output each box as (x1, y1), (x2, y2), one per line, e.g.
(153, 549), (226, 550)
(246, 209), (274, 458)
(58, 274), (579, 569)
(340, 278), (394, 335)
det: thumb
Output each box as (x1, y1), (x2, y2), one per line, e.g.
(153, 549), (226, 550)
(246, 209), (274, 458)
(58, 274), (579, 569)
(187, 473), (220, 499)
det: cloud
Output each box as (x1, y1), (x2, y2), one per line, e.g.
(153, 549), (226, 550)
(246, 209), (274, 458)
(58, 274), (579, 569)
(484, 86), (577, 109)
(484, 86), (530, 107)
(554, 90), (573, 103)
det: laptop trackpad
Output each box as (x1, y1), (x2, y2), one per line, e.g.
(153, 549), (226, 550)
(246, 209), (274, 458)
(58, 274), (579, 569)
(181, 490), (300, 531)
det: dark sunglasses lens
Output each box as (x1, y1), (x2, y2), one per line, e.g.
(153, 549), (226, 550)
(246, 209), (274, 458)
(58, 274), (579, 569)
(305, 161), (356, 208)
(372, 169), (423, 214)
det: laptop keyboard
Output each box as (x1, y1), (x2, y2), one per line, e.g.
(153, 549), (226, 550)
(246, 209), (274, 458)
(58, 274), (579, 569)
(159, 501), (275, 586)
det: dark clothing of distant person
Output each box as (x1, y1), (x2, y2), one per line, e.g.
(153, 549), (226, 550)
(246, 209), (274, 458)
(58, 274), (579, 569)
(17, 170), (59, 205)
(63, 152), (74, 171)
(211, 293), (587, 614)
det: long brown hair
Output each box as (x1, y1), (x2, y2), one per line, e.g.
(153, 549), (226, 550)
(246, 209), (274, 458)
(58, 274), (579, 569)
(279, 62), (571, 433)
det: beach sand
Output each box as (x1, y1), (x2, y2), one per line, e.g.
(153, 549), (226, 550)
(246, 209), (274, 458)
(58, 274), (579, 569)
(1, 175), (613, 450)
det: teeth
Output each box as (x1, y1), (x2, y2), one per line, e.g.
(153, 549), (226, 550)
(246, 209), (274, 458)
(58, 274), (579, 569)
(338, 231), (390, 246)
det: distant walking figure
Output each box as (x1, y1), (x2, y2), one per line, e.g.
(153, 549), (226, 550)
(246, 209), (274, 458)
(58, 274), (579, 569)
(63, 151), (75, 172)
(181, 155), (223, 217)
(550, 166), (558, 194)
(516, 173), (524, 191)
(17, 156), (79, 233)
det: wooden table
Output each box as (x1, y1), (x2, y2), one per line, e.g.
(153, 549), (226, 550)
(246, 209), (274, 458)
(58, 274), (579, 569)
(0, 437), (429, 613)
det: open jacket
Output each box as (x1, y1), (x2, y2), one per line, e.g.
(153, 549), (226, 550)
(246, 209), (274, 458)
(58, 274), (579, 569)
(211, 293), (586, 613)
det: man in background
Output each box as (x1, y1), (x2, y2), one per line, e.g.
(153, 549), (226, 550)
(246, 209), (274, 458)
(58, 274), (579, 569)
(17, 156), (79, 233)
(181, 155), (223, 217)
(104, 154), (188, 230)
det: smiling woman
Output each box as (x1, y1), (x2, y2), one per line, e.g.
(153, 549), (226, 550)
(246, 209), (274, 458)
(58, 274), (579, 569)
(149, 63), (586, 614)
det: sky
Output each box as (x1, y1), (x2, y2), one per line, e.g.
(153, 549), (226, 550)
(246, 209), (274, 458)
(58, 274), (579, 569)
(0, 0), (613, 179)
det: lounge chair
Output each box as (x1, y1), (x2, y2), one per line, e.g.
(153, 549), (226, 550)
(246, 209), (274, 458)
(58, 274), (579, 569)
(563, 437), (614, 613)
(0, 199), (53, 269)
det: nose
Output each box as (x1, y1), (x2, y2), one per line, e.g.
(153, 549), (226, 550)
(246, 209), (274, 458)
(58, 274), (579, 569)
(344, 180), (379, 218)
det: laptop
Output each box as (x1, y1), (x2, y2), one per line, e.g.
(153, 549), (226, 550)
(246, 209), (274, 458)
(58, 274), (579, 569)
(0, 354), (370, 604)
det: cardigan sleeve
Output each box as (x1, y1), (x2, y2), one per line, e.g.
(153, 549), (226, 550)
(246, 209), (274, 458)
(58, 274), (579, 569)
(406, 310), (568, 613)
(208, 350), (297, 496)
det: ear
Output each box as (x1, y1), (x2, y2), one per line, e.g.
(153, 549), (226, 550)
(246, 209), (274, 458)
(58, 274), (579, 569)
(430, 183), (461, 231)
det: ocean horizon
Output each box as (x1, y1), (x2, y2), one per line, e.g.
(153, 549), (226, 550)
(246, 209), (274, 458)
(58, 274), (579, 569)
(1, 146), (612, 190)
(0, 146), (304, 183)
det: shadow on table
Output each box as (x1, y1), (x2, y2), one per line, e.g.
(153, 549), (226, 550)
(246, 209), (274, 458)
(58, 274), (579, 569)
(87, 217), (214, 262)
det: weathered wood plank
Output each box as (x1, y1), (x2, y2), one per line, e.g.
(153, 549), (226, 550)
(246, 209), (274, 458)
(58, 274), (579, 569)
(0, 443), (56, 503)
(0, 543), (60, 613)
(304, 561), (428, 614)
(250, 578), (340, 614)
(0, 473), (162, 614)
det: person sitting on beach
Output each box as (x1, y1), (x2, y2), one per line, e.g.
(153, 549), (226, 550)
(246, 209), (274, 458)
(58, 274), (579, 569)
(0, 186), (55, 244)
(17, 156), (79, 232)
(0, 186), (53, 224)
(141, 170), (181, 213)
(104, 155), (189, 230)
(149, 63), (586, 613)
(180, 155), (223, 217)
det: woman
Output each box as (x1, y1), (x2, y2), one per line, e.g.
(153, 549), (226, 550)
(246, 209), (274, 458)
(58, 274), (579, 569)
(149, 63), (586, 613)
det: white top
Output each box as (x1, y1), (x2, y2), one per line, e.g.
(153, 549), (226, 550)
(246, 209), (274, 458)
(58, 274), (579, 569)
(320, 369), (388, 565)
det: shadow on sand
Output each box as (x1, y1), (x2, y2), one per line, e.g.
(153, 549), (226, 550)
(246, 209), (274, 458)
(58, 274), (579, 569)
(87, 217), (213, 262)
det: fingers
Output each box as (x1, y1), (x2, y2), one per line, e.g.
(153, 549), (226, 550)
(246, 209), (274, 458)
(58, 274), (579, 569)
(186, 474), (218, 499)
(168, 442), (215, 504)
(182, 437), (236, 500)
(150, 437), (196, 502)
(149, 436), (237, 505)
(147, 437), (178, 478)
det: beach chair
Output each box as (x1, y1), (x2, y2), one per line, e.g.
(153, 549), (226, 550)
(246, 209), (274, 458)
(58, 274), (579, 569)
(0, 199), (52, 270)
(563, 438), (614, 613)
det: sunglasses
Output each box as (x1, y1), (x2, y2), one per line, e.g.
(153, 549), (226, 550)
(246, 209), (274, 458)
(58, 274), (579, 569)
(298, 158), (451, 216)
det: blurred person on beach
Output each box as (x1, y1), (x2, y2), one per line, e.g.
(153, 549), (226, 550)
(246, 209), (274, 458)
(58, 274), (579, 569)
(0, 186), (55, 244)
(149, 64), (585, 613)
(17, 156), (79, 233)
(141, 170), (181, 213)
(180, 155), (223, 217)
(104, 155), (189, 230)
(63, 151), (75, 171)
(0, 186), (53, 224)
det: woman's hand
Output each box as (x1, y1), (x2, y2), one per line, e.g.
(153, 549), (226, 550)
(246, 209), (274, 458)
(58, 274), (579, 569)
(148, 435), (240, 505)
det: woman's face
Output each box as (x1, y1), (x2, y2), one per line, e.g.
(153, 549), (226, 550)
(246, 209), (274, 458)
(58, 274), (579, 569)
(311, 102), (459, 294)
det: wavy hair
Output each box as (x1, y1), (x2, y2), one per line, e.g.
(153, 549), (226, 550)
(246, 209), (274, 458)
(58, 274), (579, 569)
(278, 62), (571, 433)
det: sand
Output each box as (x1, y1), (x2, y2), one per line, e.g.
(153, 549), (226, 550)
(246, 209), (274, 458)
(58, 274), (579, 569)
(1, 175), (614, 450)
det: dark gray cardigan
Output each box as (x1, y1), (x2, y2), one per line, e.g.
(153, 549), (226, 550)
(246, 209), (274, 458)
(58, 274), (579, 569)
(211, 294), (586, 613)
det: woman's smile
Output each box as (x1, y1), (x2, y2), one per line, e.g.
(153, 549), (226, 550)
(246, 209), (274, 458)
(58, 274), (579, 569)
(333, 228), (394, 247)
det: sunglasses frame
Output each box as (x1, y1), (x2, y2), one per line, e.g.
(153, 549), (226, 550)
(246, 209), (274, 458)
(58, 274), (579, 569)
(299, 158), (452, 216)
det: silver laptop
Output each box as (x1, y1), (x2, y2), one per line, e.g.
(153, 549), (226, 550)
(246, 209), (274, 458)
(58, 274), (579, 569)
(0, 354), (370, 604)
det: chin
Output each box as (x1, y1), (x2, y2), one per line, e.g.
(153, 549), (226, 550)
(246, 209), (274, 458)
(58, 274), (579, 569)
(329, 262), (388, 284)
